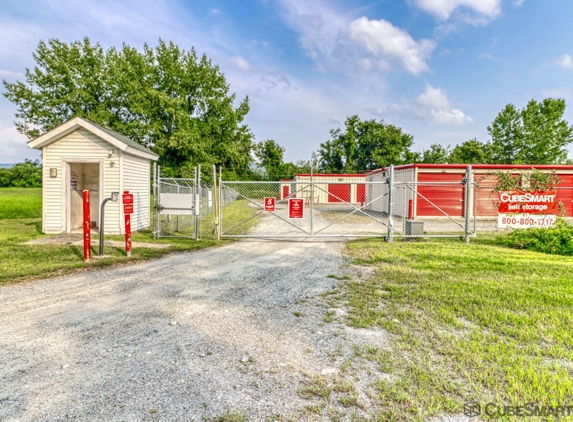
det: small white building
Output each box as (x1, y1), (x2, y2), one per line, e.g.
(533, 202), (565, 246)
(28, 117), (159, 234)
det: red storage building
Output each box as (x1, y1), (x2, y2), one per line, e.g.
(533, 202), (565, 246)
(279, 174), (366, 204)
(365, 164), (573, 218)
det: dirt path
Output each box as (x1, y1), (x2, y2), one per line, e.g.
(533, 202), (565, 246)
(0, 239), (389, 421)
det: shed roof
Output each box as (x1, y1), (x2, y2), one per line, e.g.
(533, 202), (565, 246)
(28, 117), (159, 161)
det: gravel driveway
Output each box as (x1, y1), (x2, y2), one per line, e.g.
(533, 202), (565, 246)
(0, 239), (390, 421)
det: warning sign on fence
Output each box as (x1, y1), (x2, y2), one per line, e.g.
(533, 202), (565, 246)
(288, 198), (304, 219)
(264, 197), (276, 212)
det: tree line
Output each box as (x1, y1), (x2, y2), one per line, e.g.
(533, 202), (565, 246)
(3, 38), (573, 185)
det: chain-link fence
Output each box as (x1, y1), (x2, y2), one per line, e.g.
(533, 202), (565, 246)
(154, 164), (571, 241)
(218, 180), (392, 237)
(153, 165), (220, 239)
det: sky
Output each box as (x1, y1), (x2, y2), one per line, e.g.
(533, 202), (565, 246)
(1, 0), (573, 164)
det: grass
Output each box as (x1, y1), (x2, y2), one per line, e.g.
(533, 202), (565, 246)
(220, 199), (261, 235)
(338, 236), (573, 421)
(0, 188), (227, 284)
(0, 187), (42, 218)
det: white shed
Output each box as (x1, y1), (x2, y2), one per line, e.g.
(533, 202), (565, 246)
(28, 117), (159, 234)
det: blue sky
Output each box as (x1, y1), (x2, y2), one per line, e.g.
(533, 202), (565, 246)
(1, 0), (573, 164)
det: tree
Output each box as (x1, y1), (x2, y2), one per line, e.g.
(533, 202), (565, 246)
(254, 140), (285, 180)
(420, 144), (451, 164)
(0, 159), (42, 187)
(488, 98), (573, 164)
(318, 115), (414, 172)
(449, 138), (493, 164)
(3, 38), (253, 176)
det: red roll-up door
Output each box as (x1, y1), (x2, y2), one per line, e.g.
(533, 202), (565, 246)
(328, 184), (351, 203)
(357, 184), (366, 204)
(282, 185), (290, 200)
(417, 173), (464, 217)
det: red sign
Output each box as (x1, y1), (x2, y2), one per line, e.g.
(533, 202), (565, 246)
(122, 191), (133, 204)
(123, 191), (134, 214)
(264, 197), (276, 212)
(289, 198), (304, 219)
(498, 190), (557, 214)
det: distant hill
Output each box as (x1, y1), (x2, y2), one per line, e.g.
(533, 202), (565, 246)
(0, 163), (14, 169)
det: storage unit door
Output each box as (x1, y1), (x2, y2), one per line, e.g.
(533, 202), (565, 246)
(282, 185), (290, 200)
(357, 184), (366, 204)
(417, 173), (464, 217)
(328, 184), (351, 203)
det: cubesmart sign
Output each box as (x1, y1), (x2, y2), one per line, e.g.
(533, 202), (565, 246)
(288, 198), (304, 219)
(498, 190), (557, 214)
(264, 197), (276, 212)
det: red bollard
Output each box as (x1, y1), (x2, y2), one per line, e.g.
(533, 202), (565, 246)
(125, 214), (132, 257)
(408, 199), (413, 220)
(83, 190), (90, 261)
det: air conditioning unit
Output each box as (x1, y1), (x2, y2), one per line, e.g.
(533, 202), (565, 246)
(405, 220), (424, 236)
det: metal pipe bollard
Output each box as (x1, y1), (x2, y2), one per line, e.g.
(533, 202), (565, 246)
(99, 192), (119, 256)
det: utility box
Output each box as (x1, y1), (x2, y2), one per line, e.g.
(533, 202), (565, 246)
(405, 220), (424, 236)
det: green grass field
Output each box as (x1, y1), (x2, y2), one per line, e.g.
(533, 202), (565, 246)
(0, 188), (42, 218)
(0, 188), (225, 284)
(322, 238), (573, 421)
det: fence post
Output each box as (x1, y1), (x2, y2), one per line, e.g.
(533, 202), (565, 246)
(387, 165), (394, 242)
(153, 163), (157, 239)
(464, 165), (472, 243)
(194, 165), (201, 240)
(157, 165), (162, 239)
(219, 166), (223, 239)
(310, 161), (314, 236)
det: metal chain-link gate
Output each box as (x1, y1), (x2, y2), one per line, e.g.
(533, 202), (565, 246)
(218, 166), (477, 240)
(153, 164), (480, 241)
(152, 164), (217, 239)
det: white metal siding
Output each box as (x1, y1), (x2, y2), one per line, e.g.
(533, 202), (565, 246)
(122, 154), (151, 231)
(292, 175), (365, 204)
(42, 128), (122, 234)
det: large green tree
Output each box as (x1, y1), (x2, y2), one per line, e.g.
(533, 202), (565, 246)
(449, 138), (493, 164)
(254, 139), (285, 180)
(3, 38), (253, 176)
(420, 144), (451, 164)
(487, 98), (573, 164)
(318, 115), (414, 172)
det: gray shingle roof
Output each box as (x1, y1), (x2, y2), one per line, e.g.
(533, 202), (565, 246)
(82, 118), (155, 155)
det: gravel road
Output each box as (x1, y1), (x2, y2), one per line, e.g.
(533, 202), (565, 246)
(0, 239), (390, 421)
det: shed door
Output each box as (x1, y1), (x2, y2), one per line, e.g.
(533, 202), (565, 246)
(417, 173), (464, 217)
(282, 185), (290, 200)
(328, 184), (351, 203)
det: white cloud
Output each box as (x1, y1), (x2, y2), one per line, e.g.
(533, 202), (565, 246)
(513, 0), (525, 7)
(0, 123), (38, 163)
(210, 8), (222, 15)
(556, 54), (573, 70)
(231, 56), (251, 71)
(0, 69), (24, 80)
(411, 0), (502, 22)
(346, 17), (435, 75)
(417, 84), (473, 125)
(276, 1), (434, 76)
